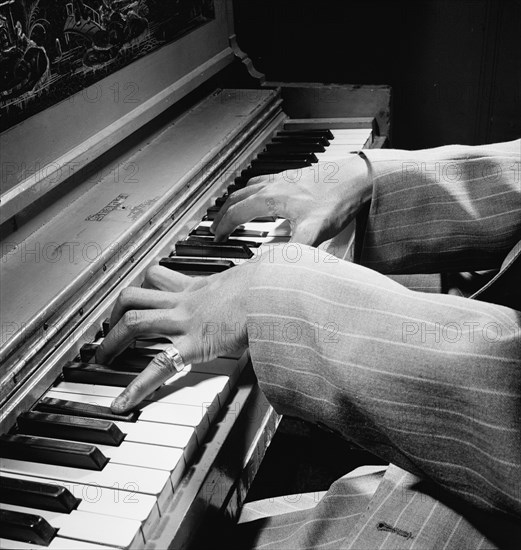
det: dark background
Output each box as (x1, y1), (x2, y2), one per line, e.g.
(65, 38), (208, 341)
(233, 0), (520, 149)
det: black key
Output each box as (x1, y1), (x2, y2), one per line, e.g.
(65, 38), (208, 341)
(17, 411), (125, 446)
(190, 225), (218, 237)
(80, 343), (158, 367)
(159, 257), (235, 273)
(79, 342), (98, 362)
(231, 228), (269, 237)
(111, 345), (160, 370)
(230, 176), (249, 188)
(102, 318), (111, 336)
(175, 240), (253, 259)
(279, 129), (334, 139)
(240, 167), (285, 178)
(266, 142), (326, 153)
(226, 183), (242, 194)
(250, 216), (277, 222)
(272, 135), (330, 146)
(63, 361), (137, 387)
(35, 397), (139, 422)
(190, 226), (268, 239)
(186, 236), (261, 248)
(215, 194), (228, 206)
(119, 345), (161, 358)
(0, 509), (57, 546)
(257, 151), (318, 163)
(242, 166), (305, 179)
(0, 475), (80, 513)
(205, 205), (221, 219)
(249, 159), (311, 171)
(0, 434), (108, 471)
(110, 357), (148, 373)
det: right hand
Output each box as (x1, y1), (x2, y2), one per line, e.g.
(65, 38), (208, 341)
(94, 264), (255, 414)
(211, 153), (371, 246)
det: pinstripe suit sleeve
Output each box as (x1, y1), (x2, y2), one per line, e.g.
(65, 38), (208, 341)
(357, 139), (521, 274)
(246, 245), (521, 521)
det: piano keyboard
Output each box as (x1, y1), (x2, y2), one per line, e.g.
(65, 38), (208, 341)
(0, 124), (372, 549)
(164, 126), (373, 272)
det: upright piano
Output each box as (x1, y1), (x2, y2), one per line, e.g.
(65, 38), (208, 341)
(0, 1), (390, 548)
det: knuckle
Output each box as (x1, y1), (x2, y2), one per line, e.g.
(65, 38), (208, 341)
(144, 265), (163, 285)
(122, 310), (141, 331)
(225, 203), (239, 222)
(257, 186), (271, 200)
(226, 192), (242, 206)
(152, 353), (177, 375)
(118, 286), (135, 307)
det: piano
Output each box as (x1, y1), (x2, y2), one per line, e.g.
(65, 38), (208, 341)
(0, 1), (390, 548)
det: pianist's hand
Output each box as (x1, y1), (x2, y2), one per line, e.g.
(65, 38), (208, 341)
(94, 266), (252, 414)
(211, 153), (370, 246)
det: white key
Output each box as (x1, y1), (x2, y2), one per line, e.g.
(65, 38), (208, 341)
(197, 219), (291, 237)
(0, 459), (172, 513)
(330, 129), (372, 144)
(128, 340), (171, 351)
(330, 129), (372, 137)
(328, 139), (368, 147)
(96, 442), (184, 476)
(190, 357), (241, 386)
(52, 371), (230, 421)
(0, 538), (117, 550)
(183, 234), (289, 246)
(161, 371), (230, 410)
(173, 238), (300, 268)
(0, 503), (143, 549)
(114, 421), (195, 454)
(47, 388), (208, 430)
(3, 471), (159, 539)
(45, 389), (199, 459)
(317, 146), (364, 157)
(17, 430), (186, 489)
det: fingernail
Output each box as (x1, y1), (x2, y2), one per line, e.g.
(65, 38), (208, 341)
(111, 396), (128, 413)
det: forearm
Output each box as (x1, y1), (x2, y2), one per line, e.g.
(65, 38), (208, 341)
(246, 246), (521, 517)
(356, 139), (521, 274)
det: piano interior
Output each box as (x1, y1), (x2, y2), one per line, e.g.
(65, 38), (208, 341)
(0, 1), (390, 548)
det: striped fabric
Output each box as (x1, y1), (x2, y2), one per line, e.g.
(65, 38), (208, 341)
(236, 140), (521, 549)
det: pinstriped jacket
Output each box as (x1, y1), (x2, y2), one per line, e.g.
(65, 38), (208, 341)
(243, 139), (521, 549)
(358, 139), (521, 311)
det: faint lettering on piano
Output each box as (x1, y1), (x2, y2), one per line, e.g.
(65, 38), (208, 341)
(86, 193), (129, 222)
(127, 196), (160, 221)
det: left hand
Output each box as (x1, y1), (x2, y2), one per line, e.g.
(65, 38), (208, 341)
(210, 154), (370, 245)
(94, 264), (253, 414)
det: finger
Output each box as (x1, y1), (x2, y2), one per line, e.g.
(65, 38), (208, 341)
(246, 174), (282, 186)
(212, 194), (279, 242)
(209, 183), (265, 235)
(111, 343), (189, 413)
(95, 308), (183, 365)
(109, 287), (180, 331)
(143, 265), (207, 292)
